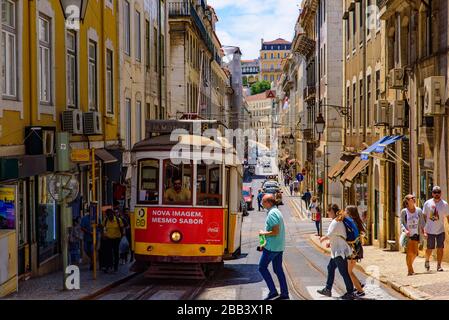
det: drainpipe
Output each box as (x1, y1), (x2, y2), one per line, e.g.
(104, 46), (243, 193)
(158, 1), (163, 119)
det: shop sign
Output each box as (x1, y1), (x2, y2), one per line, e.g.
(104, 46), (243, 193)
(71, 149), (90, 162)
(0, 186), (15, 229)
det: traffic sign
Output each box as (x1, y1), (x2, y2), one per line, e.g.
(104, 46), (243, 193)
(266, 90), (276, 99)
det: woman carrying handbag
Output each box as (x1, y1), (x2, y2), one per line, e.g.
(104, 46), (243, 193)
(400, 194), (426, 276)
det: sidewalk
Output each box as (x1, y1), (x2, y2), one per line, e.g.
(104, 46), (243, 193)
(286, 195), (449, 300)
(2, 262), (137, 300)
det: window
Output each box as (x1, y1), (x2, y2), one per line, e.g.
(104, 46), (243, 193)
(135, 10), (141, 61)
(352, 83), (356, 128)
(138, 159), (159, 204)
(270, 75), (274, 82)
(88, 40), (97, 110)
(264, 75), (268, 81)
(125, 98), (131, 149)
(197, 163), (222, 206)
(106, 49), (113, 114)
(367, 75), (371, 126)
(145, 19), (150, 69)
(163, 160), (192, 205)
(323, 44), (326, 76)
(264, 53), (267, 59)
(359, 79), (363, 128)
(66, 31), (77, 108)
(160, 34), (165, 76)
(271, 53), (274, 59)
(352, 11), (356, 50)
(136, 100), (141, 141)
(123, 1), (130, 55)
(1, 0), (17, 98)
(375, 70), (380, 100)
(346, 85), (350, 129)
(153, 27), (158, 72)
(39, 15), (51, 104)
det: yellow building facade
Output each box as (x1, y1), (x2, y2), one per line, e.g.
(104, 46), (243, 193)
(0, 0), (120, 290)
(259, 38), (291, 84)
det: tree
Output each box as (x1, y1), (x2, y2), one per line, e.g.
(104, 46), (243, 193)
(250, 80), (271, 95)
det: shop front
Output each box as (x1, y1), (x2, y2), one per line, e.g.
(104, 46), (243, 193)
(0, 153), (52, 294)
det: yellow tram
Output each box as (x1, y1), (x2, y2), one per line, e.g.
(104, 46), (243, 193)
(130, 120), (244, 278)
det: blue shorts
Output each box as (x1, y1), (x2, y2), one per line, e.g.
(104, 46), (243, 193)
(427, 233), (445, 249)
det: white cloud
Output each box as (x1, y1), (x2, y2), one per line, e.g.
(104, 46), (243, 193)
(208, 0), (300, 59)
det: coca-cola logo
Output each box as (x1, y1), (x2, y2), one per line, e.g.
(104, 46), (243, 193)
(207, 223), (220, 238)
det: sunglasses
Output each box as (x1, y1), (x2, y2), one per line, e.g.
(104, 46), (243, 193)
(433, 191), (441, 194)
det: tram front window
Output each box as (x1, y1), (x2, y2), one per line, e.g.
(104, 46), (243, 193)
(138, 159), (159, 204)
(197, 163), (222, 206)
(163, 161), (192, 205)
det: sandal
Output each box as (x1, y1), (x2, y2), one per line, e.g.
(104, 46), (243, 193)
(437, 266), (444, 272)
(425, 261), (430, 271)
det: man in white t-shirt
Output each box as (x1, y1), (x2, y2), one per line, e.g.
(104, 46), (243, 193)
(423, 186), (449, 272)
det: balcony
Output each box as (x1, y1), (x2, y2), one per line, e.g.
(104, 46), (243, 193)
(169, 2), (214, 55)
(303, 85), (316, 101)
(293, 34), (315, 57)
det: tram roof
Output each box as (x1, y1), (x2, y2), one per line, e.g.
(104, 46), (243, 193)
(132, 134), (236, 153)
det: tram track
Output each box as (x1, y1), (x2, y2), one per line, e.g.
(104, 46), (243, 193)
(94, 274), (210, 300)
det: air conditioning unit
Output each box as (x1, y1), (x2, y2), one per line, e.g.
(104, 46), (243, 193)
(388, 68), (405, 89)
(83, 112), (103, 135)
(391, 100), (406, 127)
(61, 110), (84, 134)
(375, 100), (390, 125)
(424, 76), (446, 115)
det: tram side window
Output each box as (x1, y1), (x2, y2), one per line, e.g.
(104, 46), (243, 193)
(138, 159), (159, 204)
(163, 161), (192, 205)
(197, 163), (222, 206)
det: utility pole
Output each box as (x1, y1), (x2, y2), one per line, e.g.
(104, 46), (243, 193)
(91, 148), (97, 280)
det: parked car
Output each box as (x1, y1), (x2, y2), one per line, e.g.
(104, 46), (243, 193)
(242, 186), (254, 210)
(263, 180), (280, 190)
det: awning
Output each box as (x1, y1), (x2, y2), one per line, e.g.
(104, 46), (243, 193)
(343, 159), (369, 183)
(328, 154), (355, 179)
(340, 157), (361, 183)
(0, 155), (48, 181)
(360, 136), (404, 160)
(95, 149), (118, 164)
(328, 160), (347, 179)
(375, 135), (404, 153)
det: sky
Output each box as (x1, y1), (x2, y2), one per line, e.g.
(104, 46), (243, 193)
(208, 0), (301, 60)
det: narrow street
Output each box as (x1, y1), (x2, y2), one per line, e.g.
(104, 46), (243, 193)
(95, 177), (405, 300)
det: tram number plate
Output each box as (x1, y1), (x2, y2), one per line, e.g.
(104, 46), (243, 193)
(135, 208), (147, 229)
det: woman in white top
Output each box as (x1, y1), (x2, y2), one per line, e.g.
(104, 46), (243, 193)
(400, 194), (425, 276)
(309, 196), (318, 220)
(317, 204), (354, 299)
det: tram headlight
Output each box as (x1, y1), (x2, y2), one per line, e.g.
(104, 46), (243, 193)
(170, 231), (182, 243)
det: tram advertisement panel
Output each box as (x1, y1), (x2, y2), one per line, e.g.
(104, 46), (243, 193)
(134, 207), (223, 244)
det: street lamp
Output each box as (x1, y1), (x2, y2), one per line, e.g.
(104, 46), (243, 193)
(59, 0), (89, 29)
(315, 113), (326, 135)
(281, 139), (286, 149)
(289, 133), (295, 145)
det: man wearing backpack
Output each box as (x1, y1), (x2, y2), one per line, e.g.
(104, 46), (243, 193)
(317, 204), (354, 300)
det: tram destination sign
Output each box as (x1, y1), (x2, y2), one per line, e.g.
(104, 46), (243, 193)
(145, 120), (219, 139)
(134, 207), (224, 244)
